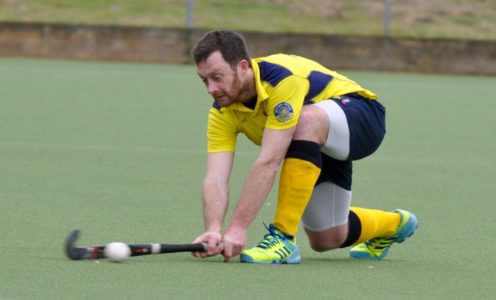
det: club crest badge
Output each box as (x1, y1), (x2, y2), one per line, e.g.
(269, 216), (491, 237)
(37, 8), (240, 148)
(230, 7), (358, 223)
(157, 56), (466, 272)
(274, 102), (294, 123)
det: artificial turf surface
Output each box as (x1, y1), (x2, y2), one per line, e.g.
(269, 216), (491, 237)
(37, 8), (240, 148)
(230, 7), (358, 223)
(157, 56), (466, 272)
(0, 57), (495, 299)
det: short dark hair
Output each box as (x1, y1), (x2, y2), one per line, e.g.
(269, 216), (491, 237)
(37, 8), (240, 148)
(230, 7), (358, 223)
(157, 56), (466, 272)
(192, 30), (251, 68)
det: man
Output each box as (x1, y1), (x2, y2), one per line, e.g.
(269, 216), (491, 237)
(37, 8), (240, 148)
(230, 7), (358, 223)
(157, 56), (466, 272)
(191, 30), (418, 264)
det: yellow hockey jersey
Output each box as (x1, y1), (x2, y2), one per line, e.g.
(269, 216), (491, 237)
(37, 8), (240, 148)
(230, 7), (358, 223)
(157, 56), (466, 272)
(207, 54), (377, 152)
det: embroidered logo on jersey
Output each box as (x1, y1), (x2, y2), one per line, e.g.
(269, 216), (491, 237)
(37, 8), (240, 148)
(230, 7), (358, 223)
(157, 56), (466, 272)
(341, 98), (351, 105)
(274, 102), (294, 123)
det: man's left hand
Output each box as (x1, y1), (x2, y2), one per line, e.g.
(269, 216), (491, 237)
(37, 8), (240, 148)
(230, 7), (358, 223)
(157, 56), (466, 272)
(222, 226), (247, 262)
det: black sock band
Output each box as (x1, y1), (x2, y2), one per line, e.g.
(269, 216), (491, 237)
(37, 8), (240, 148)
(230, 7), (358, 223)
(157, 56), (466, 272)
(285, 140), (322, 168)
(341, 210), (362, 248)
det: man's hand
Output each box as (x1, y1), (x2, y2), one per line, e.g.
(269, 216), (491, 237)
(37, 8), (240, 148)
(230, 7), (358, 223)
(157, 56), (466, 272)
(222, 226), (247, 262)
(192, 231), (223, 258)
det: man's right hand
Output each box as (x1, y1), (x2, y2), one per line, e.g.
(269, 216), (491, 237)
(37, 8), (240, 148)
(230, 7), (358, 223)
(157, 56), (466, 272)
(192, 231), (223, 258)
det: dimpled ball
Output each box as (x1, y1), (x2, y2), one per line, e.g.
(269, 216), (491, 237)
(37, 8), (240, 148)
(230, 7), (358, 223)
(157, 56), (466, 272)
(104, 242), (131, 262)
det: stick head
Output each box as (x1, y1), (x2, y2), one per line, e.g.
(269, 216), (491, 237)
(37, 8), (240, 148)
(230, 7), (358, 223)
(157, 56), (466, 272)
(65, 229), (87, 260)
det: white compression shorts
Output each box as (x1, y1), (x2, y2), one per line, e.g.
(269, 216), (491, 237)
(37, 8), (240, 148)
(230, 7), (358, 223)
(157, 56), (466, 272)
(301, 100), (352, 231)
(313, 99), (350, 161)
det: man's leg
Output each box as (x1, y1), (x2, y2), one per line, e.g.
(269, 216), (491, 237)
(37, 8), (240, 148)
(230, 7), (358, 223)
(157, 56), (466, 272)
(240, 106), (328, 264)
(304, 206), (415, 257)
(239, 141), (322, 264)
(347, 208), (418, 260)
(303, 97), (417, 259)
(272, 105), (330, 236)
(273, 141), (322, 235)
(300, 162), (402, 252)
(345, 207), (400, 246)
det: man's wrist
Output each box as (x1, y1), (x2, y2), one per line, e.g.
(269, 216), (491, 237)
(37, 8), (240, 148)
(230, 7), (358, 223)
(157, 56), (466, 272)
(205, 224), (222, 233)
(227, 220), (249, 232)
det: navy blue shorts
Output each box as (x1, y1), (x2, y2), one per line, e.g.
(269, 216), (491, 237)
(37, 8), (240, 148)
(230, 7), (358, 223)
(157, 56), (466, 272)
(316, 94), (386, 190)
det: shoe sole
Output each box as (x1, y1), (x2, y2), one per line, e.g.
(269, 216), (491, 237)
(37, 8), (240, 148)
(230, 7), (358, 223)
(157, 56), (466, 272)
(240, 253), (301, 264)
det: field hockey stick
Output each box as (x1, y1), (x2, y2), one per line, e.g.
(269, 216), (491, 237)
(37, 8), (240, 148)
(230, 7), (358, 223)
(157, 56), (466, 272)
(65, 229), (207, 260)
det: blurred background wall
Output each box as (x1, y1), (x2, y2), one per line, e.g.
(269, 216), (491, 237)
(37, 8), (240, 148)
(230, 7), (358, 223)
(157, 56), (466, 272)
(0, 0), (494, 75)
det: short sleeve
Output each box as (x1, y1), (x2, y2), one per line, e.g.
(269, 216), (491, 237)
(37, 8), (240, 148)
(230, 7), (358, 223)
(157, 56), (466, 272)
(207, 107), (238, 152)
(265, 76), (309, 130)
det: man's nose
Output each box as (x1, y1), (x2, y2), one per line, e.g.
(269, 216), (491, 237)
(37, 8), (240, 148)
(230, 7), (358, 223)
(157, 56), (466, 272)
(207, 82), (218, 94)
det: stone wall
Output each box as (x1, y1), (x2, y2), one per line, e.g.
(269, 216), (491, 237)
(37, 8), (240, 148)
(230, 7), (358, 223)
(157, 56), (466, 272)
(1, 22), (495, 75)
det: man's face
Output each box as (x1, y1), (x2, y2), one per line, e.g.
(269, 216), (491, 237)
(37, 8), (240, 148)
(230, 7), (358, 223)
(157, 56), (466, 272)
(197, 51), (244, 107)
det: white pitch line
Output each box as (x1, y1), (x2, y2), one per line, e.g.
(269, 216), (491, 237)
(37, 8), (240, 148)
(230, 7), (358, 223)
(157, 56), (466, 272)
(368, 155), (493, 166)
(2, 141), (490, 165)
(0, 141), (258, 157)
(0, 141), (201, 154)
(0, 65), (193, 79)
(368, 156), (447, 164)
(2, 65), (493, 91)
(363, 80), (496, 91)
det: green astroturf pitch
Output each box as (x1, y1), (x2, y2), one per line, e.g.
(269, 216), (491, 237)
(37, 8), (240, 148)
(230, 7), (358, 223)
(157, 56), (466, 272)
(0, 57), (495, 299)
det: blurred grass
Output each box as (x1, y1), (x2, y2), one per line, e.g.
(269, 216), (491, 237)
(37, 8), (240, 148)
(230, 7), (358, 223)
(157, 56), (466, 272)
(0, 0), (495, 40)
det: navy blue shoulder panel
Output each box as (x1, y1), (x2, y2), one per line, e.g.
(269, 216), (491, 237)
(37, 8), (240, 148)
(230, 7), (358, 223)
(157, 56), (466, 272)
(212, 101), (221, 111)
(304, 71), (333, 102)
(258, 61), (292, 87)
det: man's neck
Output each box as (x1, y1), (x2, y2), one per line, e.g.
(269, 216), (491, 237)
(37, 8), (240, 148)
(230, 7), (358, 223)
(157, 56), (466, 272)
(239, 69), (257, 104)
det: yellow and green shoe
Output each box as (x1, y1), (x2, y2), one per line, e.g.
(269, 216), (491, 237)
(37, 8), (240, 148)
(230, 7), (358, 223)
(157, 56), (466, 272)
(240, 224), (300, 264)
(350, 209), (418, 260)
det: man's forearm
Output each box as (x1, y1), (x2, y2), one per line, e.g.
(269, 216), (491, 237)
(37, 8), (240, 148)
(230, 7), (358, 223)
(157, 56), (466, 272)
(228, 161), (279, 230)
(202, 180), (229, 232)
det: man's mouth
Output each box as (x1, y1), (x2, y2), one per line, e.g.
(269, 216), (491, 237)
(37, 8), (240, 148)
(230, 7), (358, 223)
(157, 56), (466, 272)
(214, 94), (228, 102)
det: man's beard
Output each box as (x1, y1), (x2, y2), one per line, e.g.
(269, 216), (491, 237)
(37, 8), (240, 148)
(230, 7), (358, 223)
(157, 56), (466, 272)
(214, 72), (242, 107)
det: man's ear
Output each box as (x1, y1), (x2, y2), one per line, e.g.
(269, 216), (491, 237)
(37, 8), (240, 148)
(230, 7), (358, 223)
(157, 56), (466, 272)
(238, 59), (250, 71)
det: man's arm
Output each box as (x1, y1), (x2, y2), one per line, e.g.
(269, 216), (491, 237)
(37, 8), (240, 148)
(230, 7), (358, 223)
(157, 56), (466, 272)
(202, 151), (234, 232)
(193, 151), (234, 258)
(222, 126), (296, 260)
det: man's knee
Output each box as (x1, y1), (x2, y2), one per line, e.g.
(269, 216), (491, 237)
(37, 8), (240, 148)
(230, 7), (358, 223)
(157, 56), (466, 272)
(305, 224), (348, 252)
(293, 106), (329, 144)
